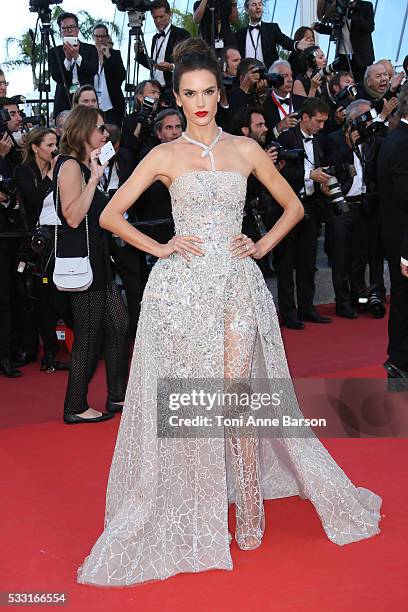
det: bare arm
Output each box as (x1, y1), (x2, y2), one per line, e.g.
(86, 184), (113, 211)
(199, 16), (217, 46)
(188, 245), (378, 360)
(193, 0), (208, 24)
(59, 157), (103, 229)
(100, 145), (204, 259)
(243, 139), (304, 258)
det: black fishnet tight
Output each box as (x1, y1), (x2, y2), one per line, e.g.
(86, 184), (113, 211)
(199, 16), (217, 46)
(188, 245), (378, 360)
(64, 283), (129, 415)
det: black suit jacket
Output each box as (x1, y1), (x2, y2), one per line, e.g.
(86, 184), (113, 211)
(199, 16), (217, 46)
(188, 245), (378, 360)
(49, 41), (98, 117)
(317, 1), (374, 70)
(138, 25), (190, 89)
(99, 49), (126, 123)
(235, 22), (295, 71)
(378, 121), (408, 259)
(262, 92), (305, 134)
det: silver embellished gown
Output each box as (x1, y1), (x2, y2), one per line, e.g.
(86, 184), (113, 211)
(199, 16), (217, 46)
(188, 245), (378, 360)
(78, 169), (382, 587)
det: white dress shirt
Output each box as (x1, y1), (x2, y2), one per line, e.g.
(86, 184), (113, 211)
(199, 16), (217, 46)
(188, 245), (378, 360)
(347, 147), (364, 197)
(152, 23), (172, 87)
(245, 21), (264, 63)
(301, 129), (315, 196)
(64, 54), (82, 86)
(94, 60), (113, 112)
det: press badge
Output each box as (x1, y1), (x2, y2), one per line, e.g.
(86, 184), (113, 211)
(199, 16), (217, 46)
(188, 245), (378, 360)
(214, 39), (224, 49)
(69, 84), (79, 94)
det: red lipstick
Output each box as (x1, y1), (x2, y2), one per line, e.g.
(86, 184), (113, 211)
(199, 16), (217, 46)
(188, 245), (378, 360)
(195, 111), (208, 117)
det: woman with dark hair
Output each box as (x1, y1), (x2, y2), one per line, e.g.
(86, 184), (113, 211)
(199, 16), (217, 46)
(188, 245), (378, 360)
(288, 26), (315, 80)
(72, 84), (99, 108)
(78, 38), (381, 587)
(56, 105), (129, 423)
(293, 45), (327, 98)
(14, 127), (71, 372)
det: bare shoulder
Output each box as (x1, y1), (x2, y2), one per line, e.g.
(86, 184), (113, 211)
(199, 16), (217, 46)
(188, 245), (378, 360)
(222, 132), (262, 156)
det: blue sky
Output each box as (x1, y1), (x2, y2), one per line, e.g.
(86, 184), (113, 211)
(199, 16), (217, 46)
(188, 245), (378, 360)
(1, 0), (406, 97)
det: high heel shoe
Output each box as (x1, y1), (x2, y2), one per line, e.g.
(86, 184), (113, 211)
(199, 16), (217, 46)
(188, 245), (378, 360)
(235, 505), (265, 551)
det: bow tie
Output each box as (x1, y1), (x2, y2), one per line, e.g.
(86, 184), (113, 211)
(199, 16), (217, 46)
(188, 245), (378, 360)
(277, 97), (291, 105)
(249, 24), (260, 31)
(303, 136), (313, 143)
(155, 31), (166, 38)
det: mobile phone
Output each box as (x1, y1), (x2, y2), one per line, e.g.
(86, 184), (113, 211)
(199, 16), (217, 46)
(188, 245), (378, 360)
(64, 36), (78, 47)
(98, 141), (115, 165)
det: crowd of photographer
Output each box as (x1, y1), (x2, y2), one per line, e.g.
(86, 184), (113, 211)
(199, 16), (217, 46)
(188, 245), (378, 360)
(1, 0), (408, 398)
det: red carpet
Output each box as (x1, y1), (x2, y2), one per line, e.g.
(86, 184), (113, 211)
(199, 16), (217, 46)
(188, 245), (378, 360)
(1, 304), (407, 611)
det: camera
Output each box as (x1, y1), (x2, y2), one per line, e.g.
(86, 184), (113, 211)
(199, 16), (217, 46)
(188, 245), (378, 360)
(265, 140), (305, 162)
(22, 114), (46, 128)
(311, 55), (349, 79)
(29, 0), (62, 11)
(323, 164), (356, 215)
(31, 225), (54, 255)
(139, 95), (157, 123)
(0, 176), (18, 199)
(111, 0), (153, 11)
(334, 84), (357, 107)
(349, 109), (387, 142)
(253, 67), (284, 89)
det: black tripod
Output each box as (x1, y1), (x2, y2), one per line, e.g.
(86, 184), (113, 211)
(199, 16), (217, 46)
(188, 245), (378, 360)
(123, 10), (153, 113)
(31, 7), (71, 126)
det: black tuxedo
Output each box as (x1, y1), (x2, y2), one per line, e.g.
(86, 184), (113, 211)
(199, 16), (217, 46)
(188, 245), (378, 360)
(317, 1), (374, 81)
(271, 125), (325, 321)
(49, 41), (98, 118)
(378, 121), (408, 368)
(97, 49), (126, 126)
(323, 130), (374, 306)
(235, 22), (296, 71)
(262, 92), (305, 135)
(138, 25), (190, 90)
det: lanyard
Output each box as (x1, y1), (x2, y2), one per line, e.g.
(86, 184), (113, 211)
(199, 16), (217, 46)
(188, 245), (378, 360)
(271, 91), (293, 117)
(248, 27), (260, 59)
(154, 29), (170, 63)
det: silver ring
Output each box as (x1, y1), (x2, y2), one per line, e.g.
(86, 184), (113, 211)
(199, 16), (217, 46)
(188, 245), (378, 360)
(245, 244), (249, 251)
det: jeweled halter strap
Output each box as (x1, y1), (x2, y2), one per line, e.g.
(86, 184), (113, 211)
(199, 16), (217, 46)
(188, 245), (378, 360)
(181, 127), (223, 171)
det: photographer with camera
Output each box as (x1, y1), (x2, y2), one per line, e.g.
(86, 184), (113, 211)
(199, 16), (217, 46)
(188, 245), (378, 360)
(314, 0), (375, 83)
(378, 83), (408, 389)
(228, 58), (268, 113)
(0, 97), (27, 377)
(262, 60), (305, 137)
(235, 0), (314, 70)
(193, 0), (238, 49)
(121, 79), (162, 163)
(14, 127), (71, 373)
(49, 12), (99, 118)
(355, 63), (401, 121)
(274, 97), (333, 328)
(233, 105), (281, 276)
(323, 99), (386, 319)
(294, 46), (341, 99)
(92, 23), (126, 127)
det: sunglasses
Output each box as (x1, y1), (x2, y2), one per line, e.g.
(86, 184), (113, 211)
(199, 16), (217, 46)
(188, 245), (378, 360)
(95, 123), (108, 133)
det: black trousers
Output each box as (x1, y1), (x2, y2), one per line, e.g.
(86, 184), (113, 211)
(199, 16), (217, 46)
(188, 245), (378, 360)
(0, 238), (14, 359)
(385, 247), (408, 370)
(64, 282), (129, 415)
(110, 238), (149, 339)
(326, 204), (367, 307)
(366, 203), (386, 297)
(273, 203), (320, 320)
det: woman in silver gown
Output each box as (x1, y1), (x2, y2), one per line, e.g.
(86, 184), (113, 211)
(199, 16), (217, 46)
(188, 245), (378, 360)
(77, 39), (382, 587)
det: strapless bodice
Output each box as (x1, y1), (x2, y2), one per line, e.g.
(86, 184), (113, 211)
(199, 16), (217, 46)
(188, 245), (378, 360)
(169, 171), (247, 253)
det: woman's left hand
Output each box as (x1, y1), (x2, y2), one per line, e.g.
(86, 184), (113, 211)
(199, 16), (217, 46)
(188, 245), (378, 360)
(230, 233), (258, 259)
